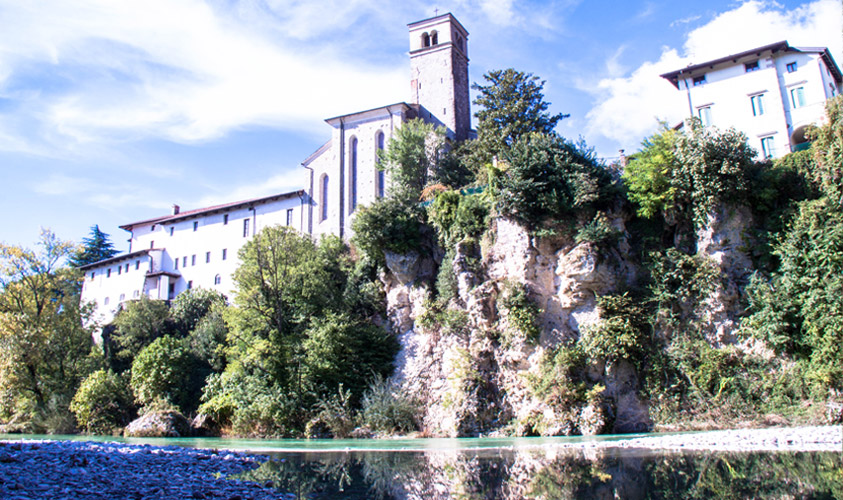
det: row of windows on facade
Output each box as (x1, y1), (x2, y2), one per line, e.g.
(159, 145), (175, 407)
(691, 59), (799, 87)
(101, 274), (222, 307)
(92, 259), (142, 280)
(150, 209), (294, 238)
(696, 86), (807, 127)
(321, 130), (386, 222)
(174, 249), (227, 270)
(420, 29), (465, 52)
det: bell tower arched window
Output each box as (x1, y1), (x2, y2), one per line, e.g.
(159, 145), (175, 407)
(430, 30), (438, 45)
(422, 32), (430, 47)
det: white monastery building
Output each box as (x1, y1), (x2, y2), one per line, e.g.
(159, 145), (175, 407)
(80, 13), (471, 327)
(660, 41), (842, 159)
(81, 191), (305, 326)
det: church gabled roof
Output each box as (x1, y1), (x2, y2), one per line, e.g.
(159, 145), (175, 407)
(324, 102), (414, 126)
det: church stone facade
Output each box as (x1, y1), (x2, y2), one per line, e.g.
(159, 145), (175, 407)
(303, 13), (471, 240)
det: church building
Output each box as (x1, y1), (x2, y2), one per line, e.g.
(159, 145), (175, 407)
(302, 13), (471, 240)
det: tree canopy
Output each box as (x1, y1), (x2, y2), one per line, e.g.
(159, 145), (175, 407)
(69, 225), (118, 268)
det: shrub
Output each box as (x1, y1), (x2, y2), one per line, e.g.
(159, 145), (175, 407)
(109, 296), (176, 368)
(648, 248), (718, 336)
(497, 133), (612, 229)
(580, 292), (652, 370)
(574, 212), (621, 248)
(351, 198), (423, 264)
(130, 335), (200, 412)
(70, 369), (135, 434)
(528, 344), (589, 408)
(171, 287), (227, 336)
(312, 384), (356, 438)
(499, 282), (541, 344)
(360, 376), (418, 434)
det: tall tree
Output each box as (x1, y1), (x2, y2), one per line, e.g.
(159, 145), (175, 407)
(69, 225), (118, 268)
(0, 230), (98, 429)
(472, 68), (569, 162)
(378, 118), (447, 205)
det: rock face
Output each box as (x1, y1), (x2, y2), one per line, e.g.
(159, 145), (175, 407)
(696, 204), (754, 345)
(124, 410), (191, 438)
(386, 214), (652, 437)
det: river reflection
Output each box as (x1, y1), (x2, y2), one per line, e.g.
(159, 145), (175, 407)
(236, 447), (843, 499)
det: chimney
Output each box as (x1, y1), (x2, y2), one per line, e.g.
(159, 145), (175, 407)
(619, 149), (628, 167)
(172, 204), (180, 215)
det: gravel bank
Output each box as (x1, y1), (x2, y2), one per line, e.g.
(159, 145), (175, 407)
(598, 425), (842, 452)
(0, 440), (281, 500)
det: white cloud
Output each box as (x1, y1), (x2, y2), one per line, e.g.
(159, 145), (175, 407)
(585, 0), (843, 152)
(0, 0), (407, 153)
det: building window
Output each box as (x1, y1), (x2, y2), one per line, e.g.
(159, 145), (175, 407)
(90, 272), (95, 280)
(135, 260), (140, 270)
(183, 256), (188, 268)
(104, 297), (110, 305)
(191, 255), (196, 266)
(175, 258), (179, 270)
(321, 175), (329, 222)
(125, 263), (130, 273)
(224, 214), (229, 225)
(692, 75), (706, 86)
(214, 274), (221, 285)
(206, 251), (211, 264)
(751, 94), (765, 116)
(243, 218), (250, 237)
(786, 62), (797, 73)
(151, 224), (156, 231)
(117, 266), (121, 275)
(193, 221), (199, 231)
(349, 136), (358, 213)
(286, 208), (293, 226)
(150, 241), (154, 249)
(170, 227), (174, 236)
(431, 30), (438, 45)
(222, 248), (227, 260)
(791, 86), (806, 108)
(188, 280), (193, 290)
(376, 131), (385, 198)
(422, 32), (430, 48)
(744, 61), (759, 72)
(119, 293), (125, 302)
(133, 290), (140, 298)
(697, 106), (712, 127)
(107, 269), (111, 278)
(761, 136), (776, 159)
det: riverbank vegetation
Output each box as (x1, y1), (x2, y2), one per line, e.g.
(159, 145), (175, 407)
(1, 72), (841, 437)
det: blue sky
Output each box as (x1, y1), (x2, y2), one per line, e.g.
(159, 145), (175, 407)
(1, 0), (841, 251)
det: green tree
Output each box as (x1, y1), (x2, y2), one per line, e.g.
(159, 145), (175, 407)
(70, 369), (135, 434)
(171, 287), (227, 336)
(622, 125), (680, 219)
(130, 335), (200, 412)
(379, 118), (447, 205)
(0, 230), (98, 428)
(107, 296), (175, 370)
(808, 95), (843, 201)
(351, 198), (423, 264)
(472, 68), (568, 162)
(68, 225), (118, 268)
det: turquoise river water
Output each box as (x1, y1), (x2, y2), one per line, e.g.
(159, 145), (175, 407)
(2, 433), (841, 499)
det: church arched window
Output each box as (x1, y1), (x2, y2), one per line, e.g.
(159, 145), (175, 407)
(375, 131), (385, 198)
(422, 32), (430, 48)
(431, 31), (438, 45)
(349, 136), (358, 213)
(321, 174), (329, 221)
(214, 274), (221, 285)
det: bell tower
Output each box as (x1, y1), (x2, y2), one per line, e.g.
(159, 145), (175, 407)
(408, 13), (470, 141)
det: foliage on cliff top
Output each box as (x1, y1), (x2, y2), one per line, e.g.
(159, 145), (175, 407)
(472, 68), (569, 163)
(496, 132), (613, 229)
(68, 225), (118, 268)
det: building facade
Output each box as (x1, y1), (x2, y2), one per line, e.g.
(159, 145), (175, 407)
(303, 13), (471, 240)
(80, 191), (305, 327)
(660, 41), (842, 159)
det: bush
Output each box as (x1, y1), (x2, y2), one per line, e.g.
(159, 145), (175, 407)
(311, 385), (356, 438)
(109, 296), (176, 368)
(499, 282), (541, 344)
(580, 293), (652, 370)
(70, 369), (135, 434)
(574, 212), (621, 248)
(360, 376), (418, 434)
(528, 344), (589, 408)
(428, 191), (490, 248)
(497, 133), (612, 229)
(130, 335), (200, 412)
(351, 198), (423, 264)
(171, 287), (227, 336)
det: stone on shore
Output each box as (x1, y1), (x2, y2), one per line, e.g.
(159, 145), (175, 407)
(124, 410), (191, 438)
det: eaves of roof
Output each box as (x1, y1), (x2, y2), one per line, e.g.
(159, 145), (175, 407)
(78, 249), (153, 271)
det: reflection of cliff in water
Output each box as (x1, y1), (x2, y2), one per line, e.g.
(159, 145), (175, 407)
(235, 447), (843, 499)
